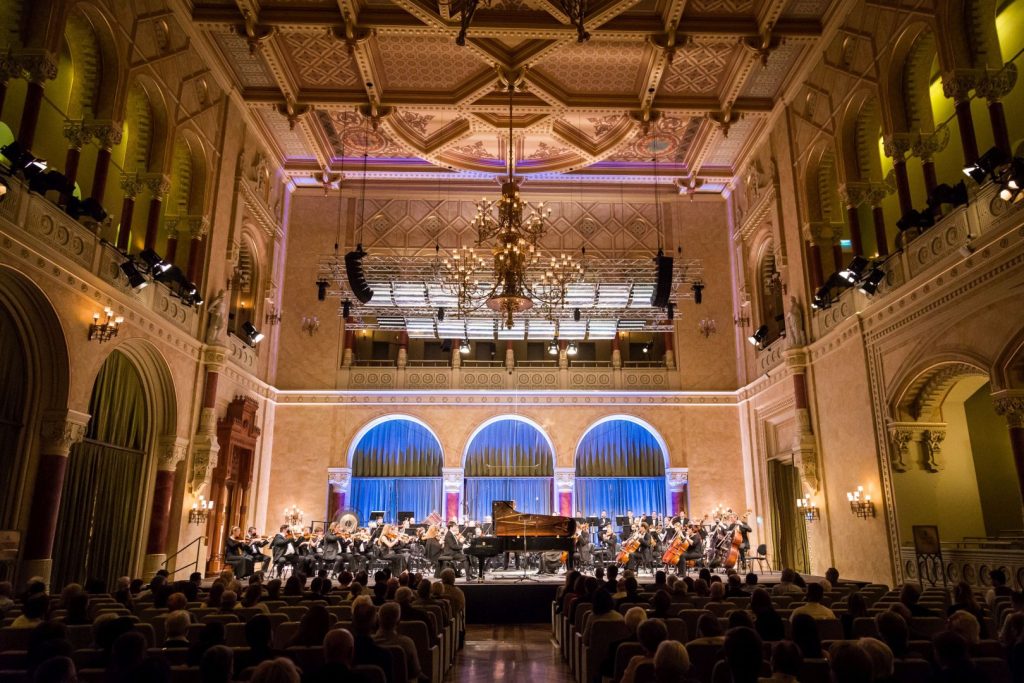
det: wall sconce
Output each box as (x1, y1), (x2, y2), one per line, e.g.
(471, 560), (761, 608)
(88, 307), (123, 342)
(847, 486), (876, 518)
(698, 318), (717, 338)
(733, 313), (750, 327)
(301, 316), (320, 336)
(796, 495), (820, 522)
(284, 505), (304, 527)
(189, 495), (214, 525)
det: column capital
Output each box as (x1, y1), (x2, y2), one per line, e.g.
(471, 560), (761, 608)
(202, 345), (229, 370)
(783, 347), (811, 370)
(156, 435), (190, 472)
(921, 426), (946, 472)
(554, 467), (575, 493)
(143, 174), (172, 199)
(882, 133), (914, 161)
(442, 467), (464, 493)
(0, 52), (21, 82)
(801, 221), (838, 246)
(912, 128), (951, 163)
(976, 64), (1018, 103)
(164, 215), (182, 239)
(62, 120), (93, 150)
(189, 216), (210, 240)
(39, 409), (91, 456)
(838, 182), (870, 208)
(327, 467), (352, 489)
(666, 468), (688, 491)
(85, 121), (124, 149)
(17, 51), (58, 82)
(994, 395), (1024, 429)
(120, 173), (145, 199)
(887, 423), (916, 473)
(942, 69), (980, 102)
(866, 181), (894, 207)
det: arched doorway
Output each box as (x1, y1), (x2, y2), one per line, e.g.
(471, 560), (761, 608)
(349, 417), (443, 524)
(891, 367), (1022, 544)
(463, 417), (554, 521)
(51, 350), (153, 589)
(574, 417), (667, 519)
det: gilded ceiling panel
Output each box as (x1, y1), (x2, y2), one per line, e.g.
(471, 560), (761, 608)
(533, 39), (649, 95)
(280, 31), (362, 89)
(740, 42), (803, 99)
(212, 32), (277, 88)
(373, 33), (490, 90)
(684, 0), (754, 14)
(256, 107), (318, 161)
(658, 41), (735, 96)
(317, 110), (410, 158)
(607, 116), (699, 164)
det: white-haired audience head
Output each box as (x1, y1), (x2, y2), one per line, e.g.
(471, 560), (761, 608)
(653, 640), (690, 683)
(323, 628), (355, 665)
(250, 657), (300, 683)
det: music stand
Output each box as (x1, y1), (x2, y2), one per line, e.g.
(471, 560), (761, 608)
(370, 511), (386, 525)
(397, 511), (414, 524)
(615, 515), (628, 527)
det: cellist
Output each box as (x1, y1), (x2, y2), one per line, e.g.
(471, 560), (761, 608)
(726, 511), (753, 569)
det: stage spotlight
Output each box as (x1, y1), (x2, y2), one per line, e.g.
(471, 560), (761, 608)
(641, 342), (651, 355)
(928, 180), (969, 210)
(27, 169), (70, 197)
(573, 307), (581, 322)
(838, 256), (869, 284)
(0, 177), (8, 202)
(567, 341), (578, 356)
(119, 260), (148, 290)
(963, 147), (1010, 183)
(667, 302), (675, 320)
(139, 248), (171, 275)
(896, 209), (935, 232)
(858, 268), (886, 296)
(811, 284), (831, 310)
(1006, 158), (1024, 191)
(691, 281), (704, 304)
(547, 339), (558, 356)
(459, 339), (471, 355)
(437, 307), (445, 322)
(316, 280), (328, 301)
(241, 321), (264, 345)
(747, 325), (768, 347)
(66, 196), (108, 223)
(1, 142), (47, 177)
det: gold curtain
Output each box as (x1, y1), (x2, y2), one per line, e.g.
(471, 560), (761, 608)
(51, 351), (149, 590)
(0, 303), (27, 527)
(767, 459), (809, 573)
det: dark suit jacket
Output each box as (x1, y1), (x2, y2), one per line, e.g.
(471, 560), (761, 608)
(353, 634), (394, 683)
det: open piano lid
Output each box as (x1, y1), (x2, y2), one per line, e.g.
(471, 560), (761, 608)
(492, 500), (576, 538)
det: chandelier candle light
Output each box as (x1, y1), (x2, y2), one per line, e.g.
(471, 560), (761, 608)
(847, 485), (876, 518)
(284, 505), (304, 527)
(189, 495), (214, 525)
(796, 495), (820, 522)
(88, 307), (123, 342)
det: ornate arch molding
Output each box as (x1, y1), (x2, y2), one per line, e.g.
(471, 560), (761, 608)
(837, 88), (879, 183)
(126, 76), (171, 175)
(992, 327), (1024, 393)
(65, 2), (126, 121)
(106, 338), (181, 448)
(893, 360), (990, 422)
(883, 22), (938, 134)
(172, 128), (211, 216)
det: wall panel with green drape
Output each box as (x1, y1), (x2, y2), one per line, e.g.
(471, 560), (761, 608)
(51, 350), (150, 590)
(766, 458), (809, 573)
(0, 303), (27, 528)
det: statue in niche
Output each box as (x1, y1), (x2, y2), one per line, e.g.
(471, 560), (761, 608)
(786, 296), (806, 347)
(205, 289), (227, 344)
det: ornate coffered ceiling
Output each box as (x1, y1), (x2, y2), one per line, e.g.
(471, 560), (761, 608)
(192, 0), (836, 190)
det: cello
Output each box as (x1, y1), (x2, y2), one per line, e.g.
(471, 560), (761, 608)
(616, 531), (641, 566)
(661, 533), (689, 566)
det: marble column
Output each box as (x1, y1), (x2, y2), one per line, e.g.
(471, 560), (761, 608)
(867, 184), (893, 257)
(86, 123), (123, 206)
(442, 468), (464, 522)
(994, 396), (1024, 504)
(60, 121), (91, 204)
(186, 217), (210, 286)
(666, 469), (689, 517)
(913, 131), (950, 215)
(611, 333), (622, 369)
(143, 436), (190, 577)
(342, 318), (356, 367)
(16, 53), (57, 148)
(504, 341), (514, 371)
(943, 71), (980, 168)
(21, 410), (91, 586)
(143, 175), (171, 253)
(116, 175), (145, 251)
(326, 469), (352, 522)
(786, 349), (820, 494)
(397, 332), (409, 368)
(883, 134), (914, 216)
(554, 468), (574, 517)
(977, 66), (1018, 159)
(164, 220), (181, 264)
(839, 183), (867, 257)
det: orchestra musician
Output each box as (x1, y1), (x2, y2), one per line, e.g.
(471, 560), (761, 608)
(377, 524), (410, 574)
(246, 527), (270, 573)
(574, 523), (593, 570)
(225, 526), (254, 578)
(270, 525), (299, 577)
(593, 524), (618, 568)
(727, 511), (753, 569)
(680, 522), (705, 570)
(439, 520), (475, 580)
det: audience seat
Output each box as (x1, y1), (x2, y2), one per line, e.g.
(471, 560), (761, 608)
(852, 617), (879, 638)
(611, 641), (645, 683)
(0, 630), (30, 653)
(799, 658), (830, 683)
(354, 664), (387, 683)
(399, 619), (441, 682)
(664, 617), (687, 644)
(284, 645), (324, 674)
(973, 656), (1012, 683)
(379, 643), (409, 683)
(909, 616), (945, 638)
(684, 641), (724, 683)
(581, 620), (629, 683)
(271, 621), (300, 649)
(677, 609), (712, 641)
(169, 665), (200, 683)
(225, 622), (248, 646)
(65, 624), (94, 650)
(893, 658), (932, 683)
(816, 619), (843, 641)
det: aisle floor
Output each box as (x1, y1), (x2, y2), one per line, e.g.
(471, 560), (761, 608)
(445, 624), (572, 682)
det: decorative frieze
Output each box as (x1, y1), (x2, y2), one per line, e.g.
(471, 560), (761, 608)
(442, 468), (464, 493)
(39, 410), (90, 456)
(554, 467), (575, 493)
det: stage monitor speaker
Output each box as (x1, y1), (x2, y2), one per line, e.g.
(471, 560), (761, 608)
(650, 252), (674, 308)
(344, 245), (374, 304)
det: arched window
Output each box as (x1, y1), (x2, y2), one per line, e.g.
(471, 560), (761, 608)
(755, 241), (785, 344)
(574, 418), (666, 519)
(228, 237), (258, 338)
(52, 350), (152, 589)
(463, 417), (554, 521)
(349, 418), (443, 524)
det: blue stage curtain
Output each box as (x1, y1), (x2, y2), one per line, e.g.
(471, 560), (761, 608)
(350, 477), (442, 524)
(464, 419), (554, 476)
(464, 477), (552, 521)
(352, 420), (443, 476)
(576, 420), (665, 476)
(574, 477), (666, 519)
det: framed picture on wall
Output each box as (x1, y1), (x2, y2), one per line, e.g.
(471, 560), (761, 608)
(912, 525), (941, 556)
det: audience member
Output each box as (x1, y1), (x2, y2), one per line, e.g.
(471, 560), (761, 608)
(772, 568), (804, 596)
(763, 640), (802, 683)
(828, 641), (874, 683)
(107, 631), (147, 683)
(351, 597), (395, 681)
(289, 603), (330, 647)
(32, 656), (76, 683)
(722, 626), (764, 683)
(374, 601), (424, 681)
(728, 610), (754, 629)
(791, 613), (824, 659)
(163, 610), (192, 648)
(0, 581), (14, 614)
(751, 588), (785, 642)
(307, 629), (370, 683)
(875, 610), (910, 659)
(988, 569), (1016, 609)
(689, 614), (725, 645)
(857, 637), (895, 683)
(841, 592), (869, 639)
(622, 618), (668, 683)
(653, 640), (694, 683)
(947, 609), (981, 644)
(11, 595), (48, 629)
(583, 589), (623, 642)
(948, 580), (988, 637)
(187, 622), (226, 666)
(250, 657), (301, 683)
(932, 630), (987, 683)
(236, 614), (277, 671)
(200, 645), (233, 683)
(791, 582), (835, 621)
(898, 583), (935, 617)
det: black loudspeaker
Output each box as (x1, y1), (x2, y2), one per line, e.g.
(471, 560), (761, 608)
(650, 251), (674, 308)
(344, 245), (374, 304)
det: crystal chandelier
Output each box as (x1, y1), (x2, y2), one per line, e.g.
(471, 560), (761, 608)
(457, 80), (583, 328)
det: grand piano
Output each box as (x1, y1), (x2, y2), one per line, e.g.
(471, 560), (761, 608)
(466, 501), (577, 579)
